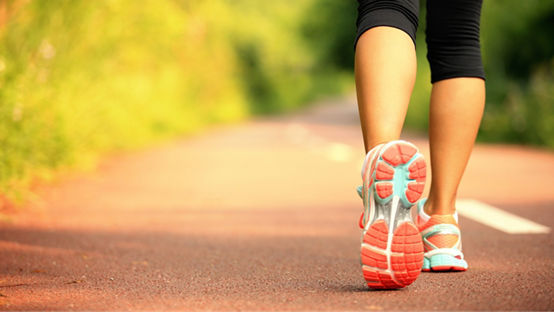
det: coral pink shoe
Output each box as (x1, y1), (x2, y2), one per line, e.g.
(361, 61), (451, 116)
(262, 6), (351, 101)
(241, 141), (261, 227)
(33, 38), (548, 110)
(416, 199), (468, 272)
(356, 140), (426, 289)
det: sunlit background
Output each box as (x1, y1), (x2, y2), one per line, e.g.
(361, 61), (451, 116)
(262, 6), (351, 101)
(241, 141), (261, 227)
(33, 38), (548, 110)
(0, 0), (552, 201)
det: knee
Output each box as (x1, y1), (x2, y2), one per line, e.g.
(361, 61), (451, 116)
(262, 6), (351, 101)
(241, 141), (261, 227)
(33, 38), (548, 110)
(355, 0), (420, 49)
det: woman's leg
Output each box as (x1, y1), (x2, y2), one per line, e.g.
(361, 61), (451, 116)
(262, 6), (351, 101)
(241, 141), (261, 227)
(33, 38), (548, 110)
(355, 26), (416, 152)
(424, 0), (486, 215)
(425, 78), (485, 215)
(354, 0), (426, 289)
(354, 0), (420, 152)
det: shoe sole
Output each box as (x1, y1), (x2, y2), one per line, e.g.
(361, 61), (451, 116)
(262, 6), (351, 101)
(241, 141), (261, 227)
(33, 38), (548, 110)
(361, 141), (426, 289)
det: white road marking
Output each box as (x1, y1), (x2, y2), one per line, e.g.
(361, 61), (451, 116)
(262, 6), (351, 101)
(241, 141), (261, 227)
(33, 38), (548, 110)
(456, 199), (551, 234)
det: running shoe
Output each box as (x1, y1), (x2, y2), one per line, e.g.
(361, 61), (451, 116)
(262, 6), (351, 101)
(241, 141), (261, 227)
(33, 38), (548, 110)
(357, 140), (426, 289)
(416, 198), (468, 271)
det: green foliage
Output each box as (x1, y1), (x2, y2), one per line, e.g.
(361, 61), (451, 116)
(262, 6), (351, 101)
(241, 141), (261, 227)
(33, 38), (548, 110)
(478, 0), (554, 147)
(301, 0), (357, 71)
(0, 0), (352, 200)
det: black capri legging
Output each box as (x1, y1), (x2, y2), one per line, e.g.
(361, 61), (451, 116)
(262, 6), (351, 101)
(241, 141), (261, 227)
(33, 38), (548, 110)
(355, 0), (485, 83)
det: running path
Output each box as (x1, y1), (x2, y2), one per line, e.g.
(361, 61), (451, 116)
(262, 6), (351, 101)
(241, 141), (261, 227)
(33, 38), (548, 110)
(0, 97), (552, 310)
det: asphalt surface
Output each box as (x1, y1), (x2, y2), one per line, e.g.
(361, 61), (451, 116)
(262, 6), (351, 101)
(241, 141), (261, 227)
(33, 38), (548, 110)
(1, 97), (553, 311)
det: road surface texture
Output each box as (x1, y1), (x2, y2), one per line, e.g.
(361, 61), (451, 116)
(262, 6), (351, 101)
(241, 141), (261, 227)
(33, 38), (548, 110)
(1, 97), (553, 310)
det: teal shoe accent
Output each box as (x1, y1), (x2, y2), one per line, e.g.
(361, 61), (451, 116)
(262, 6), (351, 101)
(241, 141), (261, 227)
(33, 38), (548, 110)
(422, 257), (430, 271)
(372, 151), (423, 207)
(417, 198), (427, 214)
(427, 254), (468, 271)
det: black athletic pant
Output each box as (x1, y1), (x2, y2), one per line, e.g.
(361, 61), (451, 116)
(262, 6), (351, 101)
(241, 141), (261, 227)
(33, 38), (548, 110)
(355, 0), (485, 83)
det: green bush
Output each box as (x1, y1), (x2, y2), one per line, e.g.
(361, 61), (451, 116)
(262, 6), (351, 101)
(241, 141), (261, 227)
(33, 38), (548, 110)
(478, 0), (554, 147)
(0, 0), (352, 201)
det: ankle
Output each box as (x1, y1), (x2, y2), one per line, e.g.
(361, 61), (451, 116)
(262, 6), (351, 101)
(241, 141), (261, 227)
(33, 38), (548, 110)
(423, 197), (457, 215)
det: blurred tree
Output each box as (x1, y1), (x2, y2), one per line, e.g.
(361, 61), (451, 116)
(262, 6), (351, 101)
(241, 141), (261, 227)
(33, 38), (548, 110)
(480, 0), (554, 147)
(300, 0), (357, 71)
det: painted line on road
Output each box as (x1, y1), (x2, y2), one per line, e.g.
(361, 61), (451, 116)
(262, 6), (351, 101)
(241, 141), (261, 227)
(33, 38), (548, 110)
(457, 199), (551, 234)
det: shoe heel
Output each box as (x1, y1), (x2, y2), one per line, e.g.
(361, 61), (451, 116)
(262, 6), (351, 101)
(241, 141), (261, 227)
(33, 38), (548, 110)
(361, 220), (424, 289)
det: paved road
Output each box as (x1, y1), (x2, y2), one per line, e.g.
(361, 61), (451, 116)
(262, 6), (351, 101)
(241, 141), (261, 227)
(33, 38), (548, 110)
(1, 97), (553, 310)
